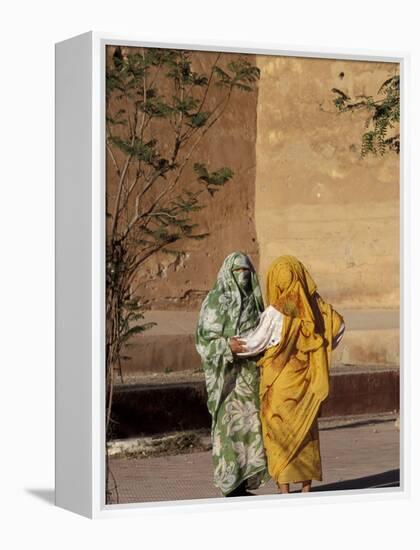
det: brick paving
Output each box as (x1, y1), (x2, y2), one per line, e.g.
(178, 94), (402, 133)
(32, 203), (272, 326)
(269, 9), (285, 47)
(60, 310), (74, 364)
(108, 420), (399, 504)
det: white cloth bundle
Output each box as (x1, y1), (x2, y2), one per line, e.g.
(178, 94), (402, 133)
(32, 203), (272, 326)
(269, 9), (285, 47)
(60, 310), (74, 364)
(236, 305), (283, 357)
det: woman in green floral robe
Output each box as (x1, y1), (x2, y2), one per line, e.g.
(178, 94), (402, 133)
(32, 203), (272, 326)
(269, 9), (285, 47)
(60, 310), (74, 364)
(195, 252), (268, 497)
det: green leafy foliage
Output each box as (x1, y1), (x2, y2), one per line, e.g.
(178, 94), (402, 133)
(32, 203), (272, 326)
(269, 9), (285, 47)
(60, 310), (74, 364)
(331, 75), (400, 157)
(186, 111), (210, 128)
(194, 163), (234, 196)
(139, 96), (174, 118)
(214, 59), (260, 91)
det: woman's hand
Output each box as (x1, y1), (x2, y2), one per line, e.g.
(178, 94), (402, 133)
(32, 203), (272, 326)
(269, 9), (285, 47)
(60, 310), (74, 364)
(229, 337), (248, 354)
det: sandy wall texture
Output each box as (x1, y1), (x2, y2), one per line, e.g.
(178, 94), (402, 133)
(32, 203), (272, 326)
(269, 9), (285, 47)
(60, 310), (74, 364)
(254, 55), (399, 310)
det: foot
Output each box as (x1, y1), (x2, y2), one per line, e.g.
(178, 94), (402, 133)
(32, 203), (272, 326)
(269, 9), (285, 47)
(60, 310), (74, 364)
(277, 483), (290, 494)
(301, 480), (312, 493)
(225, 482), (254, 497)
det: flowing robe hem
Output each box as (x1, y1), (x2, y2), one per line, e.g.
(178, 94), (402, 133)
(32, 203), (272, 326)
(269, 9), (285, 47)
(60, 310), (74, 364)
(217, 464), (269, 496)
(263, 391), (323, 484)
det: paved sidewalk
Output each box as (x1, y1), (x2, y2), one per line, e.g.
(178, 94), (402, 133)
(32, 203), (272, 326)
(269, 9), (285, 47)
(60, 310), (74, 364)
(108, 420), (399, 504)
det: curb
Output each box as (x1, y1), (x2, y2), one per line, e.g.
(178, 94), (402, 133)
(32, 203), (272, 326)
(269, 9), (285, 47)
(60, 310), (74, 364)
(111, 366), (399, 439)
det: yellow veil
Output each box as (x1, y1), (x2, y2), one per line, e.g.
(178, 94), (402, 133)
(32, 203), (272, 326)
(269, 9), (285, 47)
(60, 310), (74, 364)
(258, 256), (343, 478)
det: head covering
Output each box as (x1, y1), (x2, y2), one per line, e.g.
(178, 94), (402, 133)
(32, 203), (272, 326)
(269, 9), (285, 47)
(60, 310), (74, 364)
(232, 253), (253, 270)
(259, 255), (329, 401)
(209, 252), (264, 334)
(266, 255), (317, 317)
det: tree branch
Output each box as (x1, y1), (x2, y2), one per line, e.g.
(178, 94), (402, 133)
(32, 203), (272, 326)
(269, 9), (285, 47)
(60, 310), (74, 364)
(140, 86), (233, 224)
(106, 142), (121, 176)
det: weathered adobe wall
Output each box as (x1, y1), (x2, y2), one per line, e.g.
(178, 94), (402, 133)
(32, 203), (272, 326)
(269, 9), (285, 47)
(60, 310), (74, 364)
(254, 55), (400, 310)
(106, 48), (260, 312)
(114, 53), (400, 375)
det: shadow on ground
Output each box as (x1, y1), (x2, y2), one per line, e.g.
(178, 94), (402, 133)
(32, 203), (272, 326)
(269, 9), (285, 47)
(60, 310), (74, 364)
(309, 469), (400, 492)
(25, 489), (55, 505)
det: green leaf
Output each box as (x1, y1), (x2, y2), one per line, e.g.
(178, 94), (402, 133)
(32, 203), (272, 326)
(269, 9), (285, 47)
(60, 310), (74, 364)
(110, 136), (159, 164)
(214, 66), (232, 87)
(194, 163), (234, 186)
(138, 97), (174, 118)
(186, 111), (209, 128)
(172, 95), (200, 114)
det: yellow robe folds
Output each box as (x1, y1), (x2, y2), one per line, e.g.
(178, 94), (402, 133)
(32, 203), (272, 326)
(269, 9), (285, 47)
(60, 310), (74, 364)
(258, 256), (344, 484)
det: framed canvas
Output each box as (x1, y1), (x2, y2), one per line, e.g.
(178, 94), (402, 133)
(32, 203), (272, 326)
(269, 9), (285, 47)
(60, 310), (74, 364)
(55, 32), (409, 518)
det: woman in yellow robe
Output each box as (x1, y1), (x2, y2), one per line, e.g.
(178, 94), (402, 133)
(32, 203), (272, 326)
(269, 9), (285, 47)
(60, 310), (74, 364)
(258, 256), (345, 493)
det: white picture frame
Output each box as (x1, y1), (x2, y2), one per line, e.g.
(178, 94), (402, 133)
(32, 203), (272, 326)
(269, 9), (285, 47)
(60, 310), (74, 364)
(55, 31), (410, 519)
